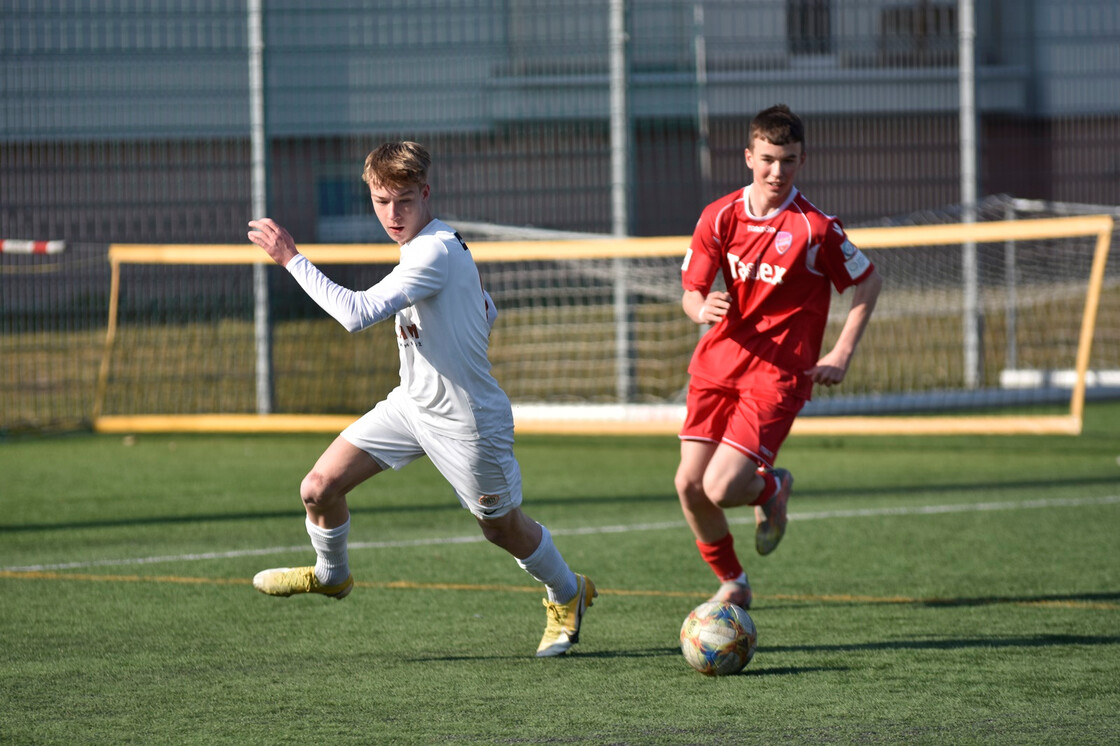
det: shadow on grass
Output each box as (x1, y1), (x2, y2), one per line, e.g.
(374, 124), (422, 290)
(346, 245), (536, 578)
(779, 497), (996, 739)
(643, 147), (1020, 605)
(350, 632), (1120, 671)
(769, 633), (1120, 654)
(916, 590), (1120, 607)
(404, 646), (846, 677)
(3, 471), (1118, 533)
(0, 508), (326, 533)
(403, 646), (682, 663)
(755, 590), (1120, 611)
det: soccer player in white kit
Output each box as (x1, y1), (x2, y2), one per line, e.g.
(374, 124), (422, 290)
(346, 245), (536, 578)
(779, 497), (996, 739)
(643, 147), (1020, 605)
(247, 141), (595, 657)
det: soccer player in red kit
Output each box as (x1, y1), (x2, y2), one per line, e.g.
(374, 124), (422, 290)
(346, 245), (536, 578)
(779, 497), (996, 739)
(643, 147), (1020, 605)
(675, 105), (883, 608)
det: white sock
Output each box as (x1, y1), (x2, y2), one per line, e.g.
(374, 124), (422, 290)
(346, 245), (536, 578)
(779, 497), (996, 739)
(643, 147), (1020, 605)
(516, 524), (578, 604)
(306, 516), (350, 586)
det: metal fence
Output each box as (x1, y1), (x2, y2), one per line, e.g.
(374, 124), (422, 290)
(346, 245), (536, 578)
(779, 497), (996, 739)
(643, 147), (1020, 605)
(2, 0), (1119, 433)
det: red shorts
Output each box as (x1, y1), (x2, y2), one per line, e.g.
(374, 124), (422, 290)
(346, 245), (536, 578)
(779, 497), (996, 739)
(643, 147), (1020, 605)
(679, 358), (808, 468)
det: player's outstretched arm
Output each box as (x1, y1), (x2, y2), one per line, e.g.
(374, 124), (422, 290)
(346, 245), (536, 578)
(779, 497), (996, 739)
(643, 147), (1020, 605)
(248, 216), (410, 333)
(807, 267), (883, 386)
(248, 218), (300, 267)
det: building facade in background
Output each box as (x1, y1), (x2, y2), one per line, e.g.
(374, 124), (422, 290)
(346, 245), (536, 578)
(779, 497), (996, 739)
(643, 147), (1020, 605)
(2, 0), (1118, 246)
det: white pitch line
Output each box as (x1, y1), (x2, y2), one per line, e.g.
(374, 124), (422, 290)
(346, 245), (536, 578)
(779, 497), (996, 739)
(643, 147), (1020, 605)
(751, 494), (1120, 522)
(3, 495), (1118, 573)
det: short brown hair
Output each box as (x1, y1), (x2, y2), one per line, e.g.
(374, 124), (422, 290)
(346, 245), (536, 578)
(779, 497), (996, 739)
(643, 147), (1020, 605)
(362, 141), (431, 189)
(749, 105), (805, 148)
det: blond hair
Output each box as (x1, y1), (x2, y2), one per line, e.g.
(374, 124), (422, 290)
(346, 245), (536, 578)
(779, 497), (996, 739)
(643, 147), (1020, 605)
(361, 141), (431, 189)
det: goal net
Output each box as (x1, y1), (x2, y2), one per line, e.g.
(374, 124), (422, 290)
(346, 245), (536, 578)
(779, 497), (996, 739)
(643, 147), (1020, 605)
(92, 214), (1115, 436)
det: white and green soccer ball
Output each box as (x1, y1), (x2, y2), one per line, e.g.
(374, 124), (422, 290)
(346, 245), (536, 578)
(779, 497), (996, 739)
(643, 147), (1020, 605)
(679, 600), (758, 676)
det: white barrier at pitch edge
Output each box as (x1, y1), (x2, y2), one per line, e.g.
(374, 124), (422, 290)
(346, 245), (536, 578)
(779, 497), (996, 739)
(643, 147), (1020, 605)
(0, 239), (66, 254)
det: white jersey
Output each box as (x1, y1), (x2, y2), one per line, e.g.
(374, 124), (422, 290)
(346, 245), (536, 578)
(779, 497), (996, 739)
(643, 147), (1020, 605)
(285, 219), (512, 439)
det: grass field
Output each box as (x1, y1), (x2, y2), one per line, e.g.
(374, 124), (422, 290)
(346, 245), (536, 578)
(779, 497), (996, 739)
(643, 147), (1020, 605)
(2, 402), (1119, 744)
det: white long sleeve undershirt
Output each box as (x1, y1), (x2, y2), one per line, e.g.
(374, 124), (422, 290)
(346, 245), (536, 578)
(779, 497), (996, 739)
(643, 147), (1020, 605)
(285, 253), (410, 333)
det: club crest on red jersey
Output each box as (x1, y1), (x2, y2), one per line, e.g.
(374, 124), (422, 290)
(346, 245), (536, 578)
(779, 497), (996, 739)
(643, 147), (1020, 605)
(775, 231), (793, 254)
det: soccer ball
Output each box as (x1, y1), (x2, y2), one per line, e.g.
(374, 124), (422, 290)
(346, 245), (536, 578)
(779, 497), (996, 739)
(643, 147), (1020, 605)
(679, 601), (758, 676)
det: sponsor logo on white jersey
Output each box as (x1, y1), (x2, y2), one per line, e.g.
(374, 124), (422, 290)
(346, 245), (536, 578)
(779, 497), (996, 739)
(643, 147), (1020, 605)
(396, 318), (422, 348)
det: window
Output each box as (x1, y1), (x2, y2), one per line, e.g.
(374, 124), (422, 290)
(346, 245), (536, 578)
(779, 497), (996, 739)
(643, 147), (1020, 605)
(879, 1), (958, 67)
(788, 0), (832, 56)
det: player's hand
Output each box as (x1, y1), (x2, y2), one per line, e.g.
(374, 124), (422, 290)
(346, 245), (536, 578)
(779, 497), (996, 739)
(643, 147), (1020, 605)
(247, 218), (300, 267)
(698, 291), (731, 324)
(806, 349), (851, 387)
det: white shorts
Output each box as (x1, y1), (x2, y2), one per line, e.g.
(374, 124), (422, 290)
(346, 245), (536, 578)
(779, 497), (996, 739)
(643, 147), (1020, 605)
(341, 390), (523, 520)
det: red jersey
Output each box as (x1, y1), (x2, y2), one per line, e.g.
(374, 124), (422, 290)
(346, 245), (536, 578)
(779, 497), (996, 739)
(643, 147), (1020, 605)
(681, 186), (875, 388)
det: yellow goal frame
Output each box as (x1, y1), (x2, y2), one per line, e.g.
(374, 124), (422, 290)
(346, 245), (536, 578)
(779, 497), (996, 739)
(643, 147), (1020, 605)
(93, 215), (1113, 436)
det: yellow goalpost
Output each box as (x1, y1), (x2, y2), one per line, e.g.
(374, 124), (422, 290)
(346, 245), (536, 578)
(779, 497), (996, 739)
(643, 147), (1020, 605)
(93, 215), (1113, 437)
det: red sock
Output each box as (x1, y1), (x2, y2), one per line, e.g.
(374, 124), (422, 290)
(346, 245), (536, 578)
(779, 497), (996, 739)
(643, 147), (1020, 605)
(696, 533), (743, 582)
(751, 467), (779, 506)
